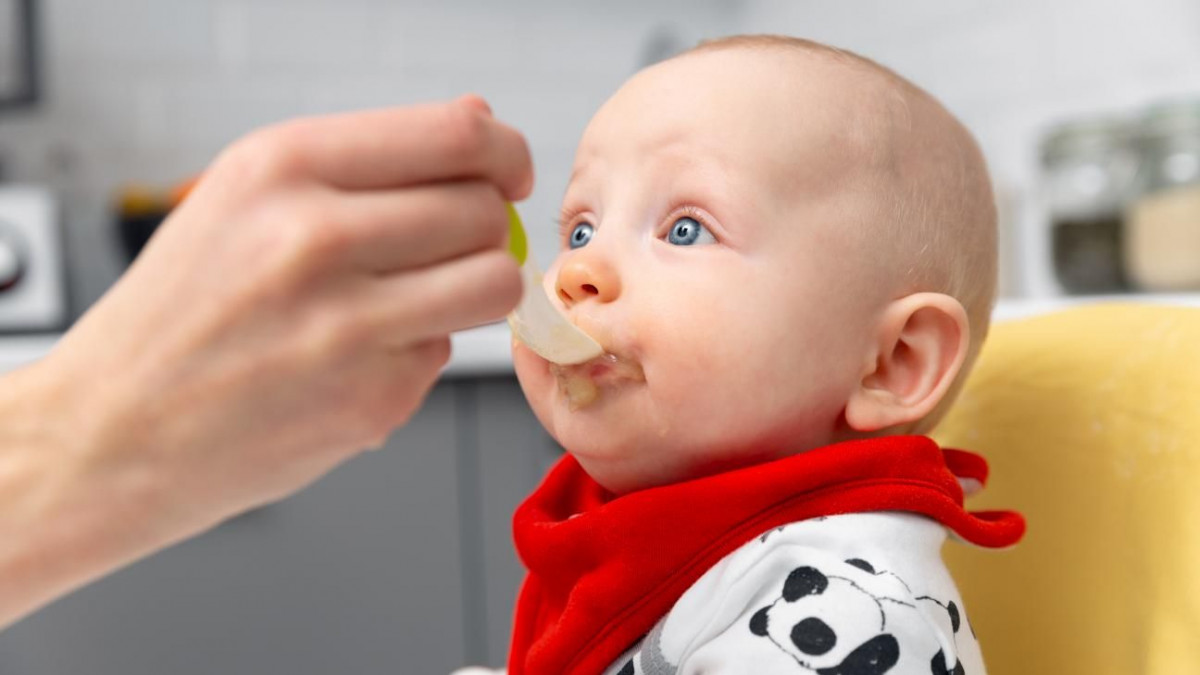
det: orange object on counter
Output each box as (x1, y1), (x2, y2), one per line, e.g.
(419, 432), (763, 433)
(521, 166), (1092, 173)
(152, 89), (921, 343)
(168, 175), (202, 208)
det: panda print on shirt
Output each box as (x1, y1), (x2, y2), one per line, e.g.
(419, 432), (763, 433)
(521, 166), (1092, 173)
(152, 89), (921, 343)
(746, 559), (969, 675)
(602, 514), (982, 675)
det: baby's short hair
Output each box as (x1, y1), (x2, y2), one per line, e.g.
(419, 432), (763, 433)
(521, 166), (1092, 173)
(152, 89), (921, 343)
(684, 36), (999, 417)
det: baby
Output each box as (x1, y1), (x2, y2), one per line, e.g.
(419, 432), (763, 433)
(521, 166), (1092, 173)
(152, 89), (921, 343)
(491, 35), (1022, 675)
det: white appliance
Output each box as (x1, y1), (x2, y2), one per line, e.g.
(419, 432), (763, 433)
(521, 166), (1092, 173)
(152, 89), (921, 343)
(0, 185), (66, 332)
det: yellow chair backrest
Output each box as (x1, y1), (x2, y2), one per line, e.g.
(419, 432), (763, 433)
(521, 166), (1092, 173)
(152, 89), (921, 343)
(933, 303), (1200, 675)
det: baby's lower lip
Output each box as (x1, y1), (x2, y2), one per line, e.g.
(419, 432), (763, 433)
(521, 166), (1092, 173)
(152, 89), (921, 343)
(549, 353), (645, 410)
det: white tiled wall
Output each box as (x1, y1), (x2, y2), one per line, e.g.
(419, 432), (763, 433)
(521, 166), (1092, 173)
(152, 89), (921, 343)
(0, 0), (738, 315)
(740, 0), (1200, 297)
(1, 0), (1197, 313)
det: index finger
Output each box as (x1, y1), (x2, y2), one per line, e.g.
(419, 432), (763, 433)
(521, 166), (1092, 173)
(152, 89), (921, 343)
(278, 96), (534, 199)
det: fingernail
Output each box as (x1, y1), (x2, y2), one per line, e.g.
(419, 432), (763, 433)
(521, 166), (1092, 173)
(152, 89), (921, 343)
(458, 93), (493, 116)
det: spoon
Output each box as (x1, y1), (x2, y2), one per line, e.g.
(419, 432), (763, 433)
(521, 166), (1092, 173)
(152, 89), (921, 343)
(506, 203), (604, 365)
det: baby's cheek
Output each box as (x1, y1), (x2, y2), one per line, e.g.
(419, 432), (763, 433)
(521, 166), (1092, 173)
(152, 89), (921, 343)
(647, 347), (751, 432)
(658, 323), (806, 429)
(512, 342), (554, 406)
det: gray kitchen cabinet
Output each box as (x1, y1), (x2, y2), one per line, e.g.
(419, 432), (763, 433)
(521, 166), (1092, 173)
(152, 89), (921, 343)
(455, 377), (562, 669)
(1, 384), (470, 675)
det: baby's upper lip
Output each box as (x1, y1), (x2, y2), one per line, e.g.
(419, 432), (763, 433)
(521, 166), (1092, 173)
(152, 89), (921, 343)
(560, 315), (641, 371)
(569, 314), (621, 356)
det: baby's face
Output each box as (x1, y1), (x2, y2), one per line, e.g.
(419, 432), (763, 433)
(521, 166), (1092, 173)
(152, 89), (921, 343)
(513, 48), (896, 493)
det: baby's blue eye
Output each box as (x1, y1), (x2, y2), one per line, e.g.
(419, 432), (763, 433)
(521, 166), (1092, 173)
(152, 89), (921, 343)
(667, 217), (716, 246)
(569, 222), (594, 249)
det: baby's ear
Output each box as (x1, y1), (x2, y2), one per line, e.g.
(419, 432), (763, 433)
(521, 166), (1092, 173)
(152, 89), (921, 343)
(844, 293), (969, 433)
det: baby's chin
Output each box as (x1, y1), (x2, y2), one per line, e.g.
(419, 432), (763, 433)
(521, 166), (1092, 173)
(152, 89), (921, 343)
(541, 377), (653, 456)
(571, 456), (665, 495)
(555, 402), (850, 494)
(566, 435), (759, 495)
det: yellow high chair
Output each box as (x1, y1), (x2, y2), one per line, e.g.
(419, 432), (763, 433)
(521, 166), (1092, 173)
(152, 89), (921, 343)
(933, 303), (1200, 675)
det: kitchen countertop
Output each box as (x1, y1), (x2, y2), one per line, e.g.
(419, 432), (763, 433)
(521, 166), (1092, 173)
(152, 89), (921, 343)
(0, 333), (60, 377)
(0, 327), (517, 379)
(3, 294), (1199, 379)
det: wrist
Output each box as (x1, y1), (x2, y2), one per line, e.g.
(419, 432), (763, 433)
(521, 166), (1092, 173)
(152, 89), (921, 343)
(0, 358), (168, 628)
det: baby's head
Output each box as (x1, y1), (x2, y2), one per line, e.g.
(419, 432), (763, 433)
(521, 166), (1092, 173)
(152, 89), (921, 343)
(513, 35), (997, 494)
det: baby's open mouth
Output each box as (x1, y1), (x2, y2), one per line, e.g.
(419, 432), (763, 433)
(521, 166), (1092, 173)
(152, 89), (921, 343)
(548, 352), (645, 411)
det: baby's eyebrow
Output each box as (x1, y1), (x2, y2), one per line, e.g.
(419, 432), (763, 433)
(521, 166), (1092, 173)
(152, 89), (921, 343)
(566, 142), (605, 184)
(567, 164), (588, 186)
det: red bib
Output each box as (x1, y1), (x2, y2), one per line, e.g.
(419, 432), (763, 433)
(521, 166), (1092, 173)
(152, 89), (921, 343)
(506, 435), (1024, 675)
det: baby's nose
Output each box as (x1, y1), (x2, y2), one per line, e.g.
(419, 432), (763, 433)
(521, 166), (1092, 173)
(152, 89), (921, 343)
(555, 256), (621, 306)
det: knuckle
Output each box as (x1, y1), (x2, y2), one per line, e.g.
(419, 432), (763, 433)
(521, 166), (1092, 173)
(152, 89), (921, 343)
(354, 415), (389, 448)
(334, 314), (373, 352)
(440, 103), (489, 165)
(466, 183), (508, 245)
(389, 392), (422, 428)
(384, 338), (450, 427)
(388, 377), (436, 428)
(224, 123), (309, 184)
(300, 310), (354, 363)
(379, 387), (420, 431)
(363, 401), (400, 443)
(446, 251), (521, 324)
(422, 336), (453, 369)
(298, 202), (353, 259)
(389, 405), (418, 431)
(262, 199), (349, 273)
(509, 133), (534, 178)
(479, 252), (523, 312)
(363, 432), (390, 452)
(261, 211), (313, 275)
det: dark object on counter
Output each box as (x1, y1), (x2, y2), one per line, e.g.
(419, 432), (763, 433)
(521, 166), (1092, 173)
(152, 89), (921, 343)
(1040, 116), (1139, 294)
(0, 0), (41, 111)
(113, 178), (198, 262)
(117, 211), (167, 263)
(114, 185), (168, 263)
(1125, 100), (1200, 291)
(1051, 215), (1125, 294)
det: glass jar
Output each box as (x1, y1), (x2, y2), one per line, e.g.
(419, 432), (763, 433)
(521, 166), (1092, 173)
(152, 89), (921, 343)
(1040, 117), (1139, 294)
(1124, 101), (1200, 291)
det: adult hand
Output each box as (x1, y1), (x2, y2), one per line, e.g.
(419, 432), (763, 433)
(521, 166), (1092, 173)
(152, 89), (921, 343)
(0, 95), (531, 627)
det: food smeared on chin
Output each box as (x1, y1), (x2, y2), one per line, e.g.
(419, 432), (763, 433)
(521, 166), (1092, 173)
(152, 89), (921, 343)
(553, 367), (599, 410)
(549, 353), (646, 410)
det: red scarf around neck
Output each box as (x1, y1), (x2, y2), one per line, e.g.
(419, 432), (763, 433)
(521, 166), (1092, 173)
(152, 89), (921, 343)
(506, 435), (1024, 675)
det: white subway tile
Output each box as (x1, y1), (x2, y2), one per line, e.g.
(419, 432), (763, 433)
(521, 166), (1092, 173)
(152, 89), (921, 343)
(231, 1), (377, 71)
(148, 77), (306, 152)
(43, 0), (218, 67)
(375, 4), (527, 73)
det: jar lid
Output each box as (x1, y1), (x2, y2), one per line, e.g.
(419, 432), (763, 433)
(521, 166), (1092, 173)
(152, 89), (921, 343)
(1139, 99), (1200, 140)
(1040, 115), (1136, 166)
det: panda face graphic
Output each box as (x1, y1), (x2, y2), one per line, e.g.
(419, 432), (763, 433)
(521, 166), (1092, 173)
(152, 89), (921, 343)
(747, 560), (968, 675)
(749, 565), (900, 675)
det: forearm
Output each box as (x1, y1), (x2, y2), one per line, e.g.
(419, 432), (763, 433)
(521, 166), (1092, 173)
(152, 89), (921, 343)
(0, 359), (183, 629)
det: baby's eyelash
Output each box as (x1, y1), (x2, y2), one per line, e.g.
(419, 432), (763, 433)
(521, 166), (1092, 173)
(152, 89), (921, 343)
(675, 205), (706, 223)
(662, 205), (719, 239)
(557, 206), (578, 229)
(557, 206), (589, 239)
